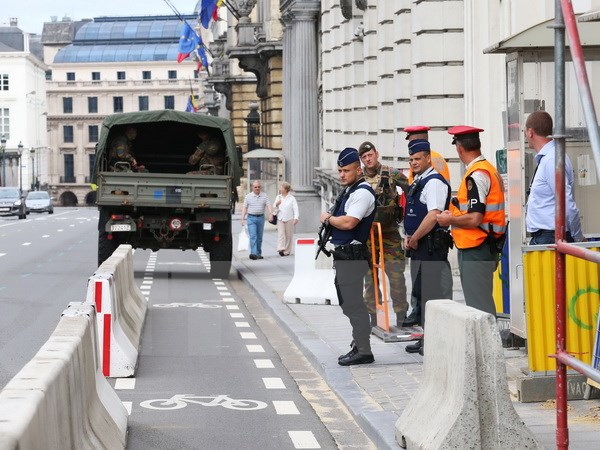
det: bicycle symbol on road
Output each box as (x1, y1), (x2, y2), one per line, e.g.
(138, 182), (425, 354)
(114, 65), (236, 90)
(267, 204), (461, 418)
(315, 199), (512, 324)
(153, 302), (222, 309)
(140, 394), (267, 411)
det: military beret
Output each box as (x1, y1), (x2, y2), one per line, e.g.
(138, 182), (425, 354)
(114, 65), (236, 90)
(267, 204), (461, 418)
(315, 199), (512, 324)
(448, 125), (484, 144)
(403, 125), (431, 139)
(337, 147), (360, 167)
(407, 139), (431, 155)
(358, 141), (376, 155)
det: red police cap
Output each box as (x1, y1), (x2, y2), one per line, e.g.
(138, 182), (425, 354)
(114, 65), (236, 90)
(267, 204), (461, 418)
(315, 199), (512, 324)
(403, 125), (431, 139)
(448, 126), (484, 144)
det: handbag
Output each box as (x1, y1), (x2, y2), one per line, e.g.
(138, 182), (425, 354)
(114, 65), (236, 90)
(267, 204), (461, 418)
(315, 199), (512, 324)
(237, 227), (249, 252)
(268, 215), (278, 225)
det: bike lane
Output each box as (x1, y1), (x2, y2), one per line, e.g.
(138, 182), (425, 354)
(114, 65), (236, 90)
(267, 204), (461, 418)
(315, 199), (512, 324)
(116, 249), (337, 449)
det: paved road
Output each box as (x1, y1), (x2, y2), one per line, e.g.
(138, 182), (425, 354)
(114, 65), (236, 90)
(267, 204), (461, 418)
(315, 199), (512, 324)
(0, 207), (98, 389)
(0, 207), (373, 449)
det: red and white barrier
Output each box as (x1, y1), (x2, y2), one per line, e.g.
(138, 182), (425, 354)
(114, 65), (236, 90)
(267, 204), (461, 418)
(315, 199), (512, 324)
(0, 303), (128, 449)
(85, 244), (147, 378)
(283, 238), (339, 305)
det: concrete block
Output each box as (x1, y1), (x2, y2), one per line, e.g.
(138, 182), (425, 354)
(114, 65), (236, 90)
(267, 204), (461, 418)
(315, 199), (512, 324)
(396, 300), (539, 449)
(517, 373), (600, 403)
(0, 304), (127, 449)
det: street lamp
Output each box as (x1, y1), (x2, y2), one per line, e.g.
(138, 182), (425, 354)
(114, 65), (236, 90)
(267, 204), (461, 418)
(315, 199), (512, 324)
(17, 141), (23, 191)
(30, 147), (35, 190)
(0, 135), (6, 187)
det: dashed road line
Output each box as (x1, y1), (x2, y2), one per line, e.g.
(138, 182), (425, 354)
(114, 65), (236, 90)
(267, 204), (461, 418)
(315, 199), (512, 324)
(288, 431), (320, 449)
(240, 332), (256, 339)
(225, 305), (239, 310)
(114, 378), (136, 390)
(273, 401), (300, 415)
(22, 242), (31, 246)
(246, 345), (265, 353)
(263, 378), (285, 389)
(222, 298), (235, 303)
(254, 359), (274, 369)
(230, 313), (244, 318)
(234, 321), (250, 328)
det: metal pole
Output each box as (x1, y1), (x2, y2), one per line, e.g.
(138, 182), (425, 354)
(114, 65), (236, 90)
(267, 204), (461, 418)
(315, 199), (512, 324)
(554, 1), (568, 448)
(31, 152), (35, 190)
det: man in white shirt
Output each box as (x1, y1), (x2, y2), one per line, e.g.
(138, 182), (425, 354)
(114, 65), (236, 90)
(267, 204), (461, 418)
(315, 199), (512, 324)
(525, 111), (584, 244)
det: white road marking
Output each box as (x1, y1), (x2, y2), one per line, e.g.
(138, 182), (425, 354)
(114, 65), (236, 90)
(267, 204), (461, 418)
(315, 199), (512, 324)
(216, 286), (228, 291)
(22, 242), (31, 246)
(0, 253), (5, 258)
(142, 280), (153, 285)
(69, 224), (75, 227)
(222, 298), (235, 303)
(143, 276), (153, 280)
(219, 292), (232, 296)
(230, 313), (244, 318)
(57, 229), (63, 232)
(42, 235), (49, 238)
(225, 305), (239, 310)
(263, 378), (285, 389)
(234, 321), (250, 328)
(273, 401), (300, 415)
(246, 345), (265, 353)
(214, 282), (225, 286)
(254, 359), (274, 368)
(114, 378), (136, 390)
(122, 401), (133, 415)
(240, 332), (256, 339)
(288, 431), (320, 449)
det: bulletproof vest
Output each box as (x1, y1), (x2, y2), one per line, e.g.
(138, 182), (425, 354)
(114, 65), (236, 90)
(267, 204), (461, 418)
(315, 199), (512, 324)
(330, 181), (377, 245)
(404, 171), (451, 236)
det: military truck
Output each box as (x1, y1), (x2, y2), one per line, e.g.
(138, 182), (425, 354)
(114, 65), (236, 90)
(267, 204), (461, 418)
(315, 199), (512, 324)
(93, 110), (242, 278)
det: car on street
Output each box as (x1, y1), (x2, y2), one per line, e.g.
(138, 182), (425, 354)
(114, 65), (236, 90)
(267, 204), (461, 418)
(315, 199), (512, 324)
(25, 191), (54, 214)
(0, 187), (27, 219)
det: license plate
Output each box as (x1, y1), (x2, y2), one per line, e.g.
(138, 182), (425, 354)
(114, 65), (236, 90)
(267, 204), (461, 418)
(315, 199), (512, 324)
(111, 224), (131, 232)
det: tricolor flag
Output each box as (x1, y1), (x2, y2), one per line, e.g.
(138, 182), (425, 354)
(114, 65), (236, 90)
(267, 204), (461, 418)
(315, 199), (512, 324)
(200, 0), (222, 28)
(177, 22), (200, 63)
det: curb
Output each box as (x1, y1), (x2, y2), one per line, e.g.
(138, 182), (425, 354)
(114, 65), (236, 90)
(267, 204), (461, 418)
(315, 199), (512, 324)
(233, 258), (401, 450)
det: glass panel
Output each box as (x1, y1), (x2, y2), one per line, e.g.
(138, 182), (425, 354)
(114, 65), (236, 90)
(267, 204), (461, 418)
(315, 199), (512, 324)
(149, 21), (164, 38)
(63, 126), (74, 143)
(123, 22), (137, 39)
(64, 154), (74, 180)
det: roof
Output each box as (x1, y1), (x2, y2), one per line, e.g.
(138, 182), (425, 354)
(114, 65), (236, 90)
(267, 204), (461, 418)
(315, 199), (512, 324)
(53, 15), (196, 63)
(484, 17), (600, 54)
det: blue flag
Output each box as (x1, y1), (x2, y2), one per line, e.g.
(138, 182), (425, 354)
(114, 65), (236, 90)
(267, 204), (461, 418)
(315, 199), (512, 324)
(178, 22), (200, 62)
(200, 0), (219, 28)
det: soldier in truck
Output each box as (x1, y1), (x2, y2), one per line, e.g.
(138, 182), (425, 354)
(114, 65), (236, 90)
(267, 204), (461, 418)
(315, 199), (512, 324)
(109, 126), (146, 172)
(188, 129), (225, 175)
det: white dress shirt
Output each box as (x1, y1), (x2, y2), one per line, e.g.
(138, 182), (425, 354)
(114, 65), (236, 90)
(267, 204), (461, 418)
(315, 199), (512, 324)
(526, 140), (583, 240)
(414, 167), (449, 212)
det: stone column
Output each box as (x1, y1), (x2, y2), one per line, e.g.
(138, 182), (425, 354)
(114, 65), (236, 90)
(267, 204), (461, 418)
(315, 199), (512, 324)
(282, 1), (321, 233)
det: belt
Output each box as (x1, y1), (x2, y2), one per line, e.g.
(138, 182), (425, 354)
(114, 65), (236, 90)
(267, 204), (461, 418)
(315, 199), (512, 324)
(531, 229), (554, 237)
(248, 214), (263, 217)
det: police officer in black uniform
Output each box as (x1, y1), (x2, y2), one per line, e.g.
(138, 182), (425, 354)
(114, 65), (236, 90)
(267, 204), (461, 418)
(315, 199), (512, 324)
(320, 147), (377, 366)
(403, 139), (453, 355)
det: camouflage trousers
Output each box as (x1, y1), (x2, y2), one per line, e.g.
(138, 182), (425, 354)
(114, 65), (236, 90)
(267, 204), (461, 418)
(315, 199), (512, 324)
(363, 230), (408, 315)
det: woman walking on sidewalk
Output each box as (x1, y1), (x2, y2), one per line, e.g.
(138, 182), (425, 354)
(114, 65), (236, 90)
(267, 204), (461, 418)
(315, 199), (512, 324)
(273, 182), (299, 256)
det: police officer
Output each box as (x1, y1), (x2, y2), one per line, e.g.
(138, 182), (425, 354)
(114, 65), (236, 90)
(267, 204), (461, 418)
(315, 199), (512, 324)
(404, 126), (451, 184)
(403, 139), (452, 355)
(437, 126), (506, 317)
(358, 141), (410, 328)
(320, 147), (377, 366)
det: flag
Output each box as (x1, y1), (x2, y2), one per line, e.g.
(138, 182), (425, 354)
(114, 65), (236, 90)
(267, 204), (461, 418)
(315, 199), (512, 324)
(200, 0), (220, 28)
(185, 95), (198, 113)
(177, 22), (200, 63)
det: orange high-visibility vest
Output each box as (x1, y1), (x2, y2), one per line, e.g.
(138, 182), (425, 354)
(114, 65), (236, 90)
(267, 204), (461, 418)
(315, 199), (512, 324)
(408, 150), (450, 184)
(450, 159), (506, 249)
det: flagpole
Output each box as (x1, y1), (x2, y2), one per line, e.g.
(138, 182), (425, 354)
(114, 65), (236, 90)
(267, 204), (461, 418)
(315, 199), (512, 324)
(221, 0), (240, 20)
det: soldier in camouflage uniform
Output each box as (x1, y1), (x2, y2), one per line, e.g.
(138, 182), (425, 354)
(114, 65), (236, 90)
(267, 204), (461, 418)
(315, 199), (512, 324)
(189, 129), (225, 175)
(109, 126), (146, 172)
(358, 141), (410, 327)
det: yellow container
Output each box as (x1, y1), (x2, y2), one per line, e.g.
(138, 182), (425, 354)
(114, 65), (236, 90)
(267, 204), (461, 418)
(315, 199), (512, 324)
(493, 264), (504, 314)
(524, 248), (600, 373)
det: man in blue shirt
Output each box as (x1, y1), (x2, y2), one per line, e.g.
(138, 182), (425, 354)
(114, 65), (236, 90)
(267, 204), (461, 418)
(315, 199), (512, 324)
(525, 111), (584, 244)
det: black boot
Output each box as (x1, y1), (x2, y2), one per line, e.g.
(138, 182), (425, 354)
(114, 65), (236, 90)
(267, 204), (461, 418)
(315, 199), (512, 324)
(405, 338), (423, 356)
(338, 345), (357, 361)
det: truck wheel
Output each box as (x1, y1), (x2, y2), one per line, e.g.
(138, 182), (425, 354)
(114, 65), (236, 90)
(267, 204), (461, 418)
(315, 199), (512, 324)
(98, 230), (119, 267)
(209, 234), (232, 279)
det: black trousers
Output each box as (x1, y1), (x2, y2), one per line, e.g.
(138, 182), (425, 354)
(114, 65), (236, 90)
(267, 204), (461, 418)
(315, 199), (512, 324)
(409, 238), (452, 328)
(334, 258), (372, 355)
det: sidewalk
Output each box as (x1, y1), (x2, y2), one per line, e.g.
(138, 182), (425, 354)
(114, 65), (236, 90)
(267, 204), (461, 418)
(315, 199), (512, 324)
(231, 217), (600, 449)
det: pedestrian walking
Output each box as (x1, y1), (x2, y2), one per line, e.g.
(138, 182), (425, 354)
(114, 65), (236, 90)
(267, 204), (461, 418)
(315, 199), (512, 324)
(525, 111), (584, 244)
(273, 181), (299, 256)
(320, 147), (376, 366)
(241, 181), (273, 260)
(358, 141), (410, 328)
(403, 139), (453, 355)
(437, 126), (506, 317)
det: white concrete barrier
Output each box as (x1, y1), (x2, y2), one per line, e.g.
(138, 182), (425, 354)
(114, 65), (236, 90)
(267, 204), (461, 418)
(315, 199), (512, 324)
(86, 244), (147, 377)
(283, 238), (339, 305)
(0, 303), (128, 449)
(395, 300), (539, 449)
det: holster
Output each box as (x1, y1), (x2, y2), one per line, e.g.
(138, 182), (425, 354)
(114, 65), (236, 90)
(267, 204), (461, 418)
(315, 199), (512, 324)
(332, 243), (369, 262)
(432, 229), (454, 251)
